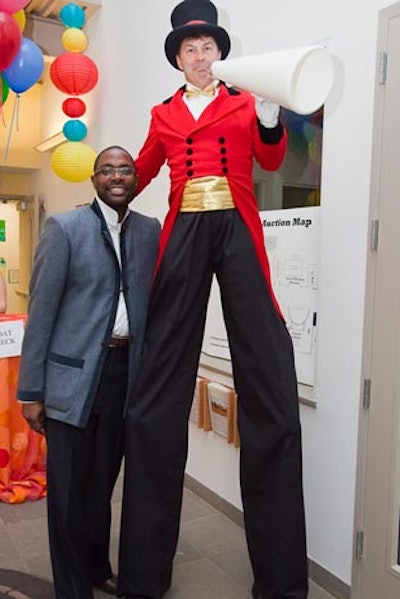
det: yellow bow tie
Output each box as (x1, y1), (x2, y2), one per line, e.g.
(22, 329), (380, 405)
(185, 83), (218, 99)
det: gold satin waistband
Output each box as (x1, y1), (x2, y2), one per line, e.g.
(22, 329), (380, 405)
(180, 176), (235, 212)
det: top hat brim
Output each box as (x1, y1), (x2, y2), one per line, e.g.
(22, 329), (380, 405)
(165, 23), (231, 69)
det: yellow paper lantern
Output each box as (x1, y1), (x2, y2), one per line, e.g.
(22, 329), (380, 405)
(61, 27), (88, 53)
(51, 141), (96, 182)
(13, 9), (26, 32)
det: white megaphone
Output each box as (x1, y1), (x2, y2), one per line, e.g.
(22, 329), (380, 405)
(211, 44), (334, 115)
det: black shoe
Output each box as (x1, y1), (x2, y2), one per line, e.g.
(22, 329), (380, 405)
(94, 573), (118, 595)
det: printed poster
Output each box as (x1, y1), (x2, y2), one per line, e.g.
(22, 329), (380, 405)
(0, 319), (25, 358)
(201, 206), (320, 386)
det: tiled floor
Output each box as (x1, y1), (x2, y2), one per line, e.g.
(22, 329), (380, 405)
(0, 472), (336, 599)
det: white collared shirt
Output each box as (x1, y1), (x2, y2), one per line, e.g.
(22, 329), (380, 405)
(182, 79), (220, 120)
(96, 197), (130, 337)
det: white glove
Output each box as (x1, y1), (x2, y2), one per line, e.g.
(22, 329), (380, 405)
(254, 95), (280, 128)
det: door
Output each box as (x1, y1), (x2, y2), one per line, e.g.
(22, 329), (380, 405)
(17, 197), (35, 314)
(353, 3), (400, 598)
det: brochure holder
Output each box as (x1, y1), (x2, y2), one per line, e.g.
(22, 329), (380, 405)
(207, 381), (239, 446)
(190, 376), (212, 430)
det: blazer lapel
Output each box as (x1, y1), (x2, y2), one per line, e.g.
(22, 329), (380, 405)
(91, 199), (119, 265)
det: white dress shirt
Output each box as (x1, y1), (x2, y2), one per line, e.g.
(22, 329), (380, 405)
(97, 198), (130, 337)
(182, 79), (221, 120)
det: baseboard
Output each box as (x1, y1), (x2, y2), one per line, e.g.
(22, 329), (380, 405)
(308, 560), (350, 599)
(184, 474), (351, 599)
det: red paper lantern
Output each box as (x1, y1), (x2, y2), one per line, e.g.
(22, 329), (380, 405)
(62, 97), (86, 117)
(50, 52), (98, 95)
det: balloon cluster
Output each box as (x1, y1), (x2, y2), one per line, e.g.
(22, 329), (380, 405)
(49, 3), (98, 182)
(282, 107), (323, 165)
(0, 0), (44, 151)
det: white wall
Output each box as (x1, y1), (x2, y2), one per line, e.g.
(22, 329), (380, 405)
(35, 0), (397, 587)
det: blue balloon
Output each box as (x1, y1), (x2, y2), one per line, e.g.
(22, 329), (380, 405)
(60, 3), (85, 29)
(63, 119), (87, 142)
(3, 38), (44, 94)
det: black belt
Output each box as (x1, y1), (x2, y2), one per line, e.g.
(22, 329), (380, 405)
(107, 336), (130, 348)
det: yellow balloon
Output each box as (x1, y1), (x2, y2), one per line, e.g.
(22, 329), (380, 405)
(61, 28), (88, 53)
(13, 9), (26, 31)
(51, 142), (96, 183)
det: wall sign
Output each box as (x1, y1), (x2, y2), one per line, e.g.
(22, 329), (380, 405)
(0, 319), (25, 358)
(202, 206), (320, 387)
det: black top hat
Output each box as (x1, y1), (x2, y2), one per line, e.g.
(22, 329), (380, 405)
(165, 0), (231, 69)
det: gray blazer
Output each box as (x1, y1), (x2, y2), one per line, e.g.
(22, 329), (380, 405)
(17, 200), (160, 428)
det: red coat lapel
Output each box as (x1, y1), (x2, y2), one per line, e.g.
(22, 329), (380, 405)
(158, 85), (249, 137)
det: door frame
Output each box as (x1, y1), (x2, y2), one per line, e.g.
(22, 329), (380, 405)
(352, 2), (400, 597)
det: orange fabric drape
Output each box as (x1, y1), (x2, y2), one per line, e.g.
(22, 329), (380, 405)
(0, 315), (47, 504)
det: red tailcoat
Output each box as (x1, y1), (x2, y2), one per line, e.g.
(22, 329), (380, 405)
(135, 84), (287, 317)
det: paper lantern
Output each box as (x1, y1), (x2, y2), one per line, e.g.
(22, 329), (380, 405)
(62, 97), (86, 117)
(63, 119), (87, 141)
(61, 27), (87, 53)
(59, 3), (85, 29)
(51, 141), (96, 182)
(50, 52), (98, 95)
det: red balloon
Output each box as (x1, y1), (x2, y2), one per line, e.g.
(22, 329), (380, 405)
(50, 53), (98, 96)
(62, 97), (86, 117)
(0, 0), (29, 12)
(0, 10), (21, 70)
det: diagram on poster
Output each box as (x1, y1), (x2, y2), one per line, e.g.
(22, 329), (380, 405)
(201, 206), (320, 386)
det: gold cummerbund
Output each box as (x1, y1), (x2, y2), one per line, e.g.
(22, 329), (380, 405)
(180, 176), (235, 212)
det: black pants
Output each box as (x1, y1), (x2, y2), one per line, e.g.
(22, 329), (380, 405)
(46, 346), (128, 599)
(119, 210), (308, 599)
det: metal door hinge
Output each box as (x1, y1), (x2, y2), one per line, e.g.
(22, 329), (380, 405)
(355, 530), (364, 560)
(363, 379), (371, 409)
(371, 219), (379, 251)
(379, 51), (388, 85)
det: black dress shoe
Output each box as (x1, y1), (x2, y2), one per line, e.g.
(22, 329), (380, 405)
(94, 573), (118, 595)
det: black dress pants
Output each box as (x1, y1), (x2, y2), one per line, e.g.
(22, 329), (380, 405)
(46, 346), (128, 599)
(119, 210), (308, 599)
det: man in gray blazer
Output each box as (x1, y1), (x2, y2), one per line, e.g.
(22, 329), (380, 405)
(17, 146), (160, 599)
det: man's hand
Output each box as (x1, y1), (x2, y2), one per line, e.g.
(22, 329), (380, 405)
(22, 402), (46, 436)
(254, 95), (280, 128)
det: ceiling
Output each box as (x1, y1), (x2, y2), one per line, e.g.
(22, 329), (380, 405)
(23, 1), (101, 63)
(24, 0), (99, 23)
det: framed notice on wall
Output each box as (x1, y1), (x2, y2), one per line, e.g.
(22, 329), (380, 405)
(261, 206), (319, 386)
(201, 206), (320, 388)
